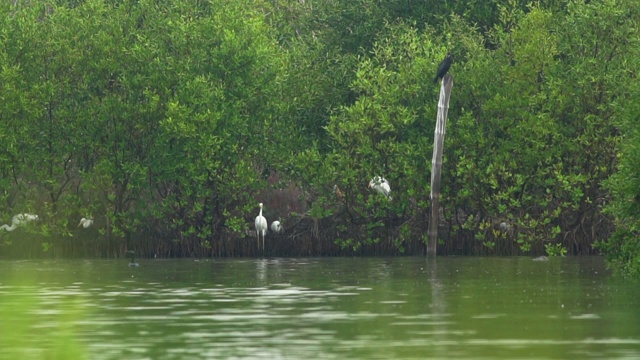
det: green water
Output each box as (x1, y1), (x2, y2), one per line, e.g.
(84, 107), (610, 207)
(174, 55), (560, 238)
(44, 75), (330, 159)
(0, 257), (638, 359)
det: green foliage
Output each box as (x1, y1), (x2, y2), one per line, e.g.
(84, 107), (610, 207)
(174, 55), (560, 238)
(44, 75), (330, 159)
(318, 23), (440, 250)
(599, 7), (640, 276)
(0, 0), (638, 260)
(0, 0), (288, 256)
(545, 242), (567, 257)
(440, 1), (638, 256)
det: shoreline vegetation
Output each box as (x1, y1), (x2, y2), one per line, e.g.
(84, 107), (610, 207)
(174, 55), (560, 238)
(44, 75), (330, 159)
(0, 1), (638, 275)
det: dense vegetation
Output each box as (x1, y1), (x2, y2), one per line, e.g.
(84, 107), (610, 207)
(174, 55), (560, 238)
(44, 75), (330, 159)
(0, 0), (638, 274)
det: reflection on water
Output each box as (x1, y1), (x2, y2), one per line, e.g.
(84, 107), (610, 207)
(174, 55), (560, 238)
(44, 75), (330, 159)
(0, 257), (639, 359)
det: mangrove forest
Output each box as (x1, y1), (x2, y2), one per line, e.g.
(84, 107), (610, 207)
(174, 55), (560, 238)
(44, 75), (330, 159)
(0, 0), (639, 276)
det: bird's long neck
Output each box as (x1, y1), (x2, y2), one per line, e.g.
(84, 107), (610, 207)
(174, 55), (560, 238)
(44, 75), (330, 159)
(0, 224), (16, 231)
(259, 208), (263, 216)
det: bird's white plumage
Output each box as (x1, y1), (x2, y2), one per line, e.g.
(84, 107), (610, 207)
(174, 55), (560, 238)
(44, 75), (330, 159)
(78, 217), (94, 228)
(368, 176), (392, 200)
(255, 203), (268, 250)
(271, 220), (283, 234)
(0, 213), (39, 232)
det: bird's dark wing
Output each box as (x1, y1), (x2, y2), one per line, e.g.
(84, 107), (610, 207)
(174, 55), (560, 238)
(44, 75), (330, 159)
(434, 54), (453, 83)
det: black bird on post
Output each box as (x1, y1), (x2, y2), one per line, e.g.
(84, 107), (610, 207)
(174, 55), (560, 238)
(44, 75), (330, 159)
(433, 53), (453, 83)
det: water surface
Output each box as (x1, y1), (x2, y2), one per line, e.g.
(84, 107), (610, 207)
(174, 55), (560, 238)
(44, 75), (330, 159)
(0, 257), (638, 359)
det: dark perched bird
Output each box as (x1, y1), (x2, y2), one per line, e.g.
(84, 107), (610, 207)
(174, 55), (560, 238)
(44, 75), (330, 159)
(433, 53), (453, 83)
(127, 250), (139, 267)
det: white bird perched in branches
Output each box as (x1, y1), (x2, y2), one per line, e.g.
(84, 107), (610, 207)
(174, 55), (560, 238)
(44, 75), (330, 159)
(271, 220), (283, 234)
(255, 203), (268, 250)
(0, 213), (39, 232)
(368, 176), (392, 201)
(78, 217), (94, 228)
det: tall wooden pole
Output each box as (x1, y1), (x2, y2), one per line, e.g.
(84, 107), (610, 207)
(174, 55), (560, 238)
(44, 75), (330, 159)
(427, 74), (453, 257)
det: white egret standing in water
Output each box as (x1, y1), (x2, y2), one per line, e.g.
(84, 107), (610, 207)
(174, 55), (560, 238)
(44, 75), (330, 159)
(255, 203), (267, 250)
(78, 217), (94, 228)
(271, 220), (283, 234)
(0, 213), (39, 232)
(368, 176), (392, 201)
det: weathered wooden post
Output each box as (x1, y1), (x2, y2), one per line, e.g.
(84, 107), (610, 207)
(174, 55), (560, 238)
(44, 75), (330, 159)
(427, 74), (453, 257)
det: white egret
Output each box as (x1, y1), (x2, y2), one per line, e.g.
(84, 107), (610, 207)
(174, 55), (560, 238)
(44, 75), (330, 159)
(0, 213), (39, 232)
(255, 203), (268, 250)
(368, 176), (392, 201)
(271, 220), (283, 234)
(78, 217), (94, 228)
